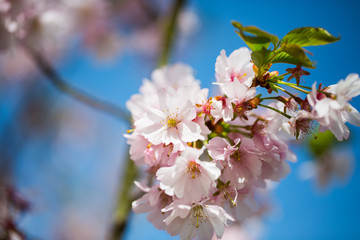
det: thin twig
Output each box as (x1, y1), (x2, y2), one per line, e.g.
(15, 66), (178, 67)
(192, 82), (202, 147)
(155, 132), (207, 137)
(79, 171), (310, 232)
(276, 81), (310, 94)
(258, 103), (291, 119)
(273, 84), (306, 104)
(26, 47), (130, 123)
(278, 80), (334, 97)
(260, 96), (287, 103)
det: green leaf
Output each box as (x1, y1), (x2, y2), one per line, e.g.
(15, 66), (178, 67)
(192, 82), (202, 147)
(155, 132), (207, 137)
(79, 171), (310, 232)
(234, 30), (271, 51)
(282, 27), (340, 47)
(232, 21), (279, 51)
(282, 44), (313, 66)
(271, 47), (315, 68)
(251, 47), (271, 68)
(241, 25), (279, 46)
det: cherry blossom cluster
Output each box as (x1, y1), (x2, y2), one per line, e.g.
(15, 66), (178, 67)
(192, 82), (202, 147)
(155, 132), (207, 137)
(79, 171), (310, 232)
(126, 47), (360, 239)
(0, 0), (199, 79)
(0, 0), (123, 78)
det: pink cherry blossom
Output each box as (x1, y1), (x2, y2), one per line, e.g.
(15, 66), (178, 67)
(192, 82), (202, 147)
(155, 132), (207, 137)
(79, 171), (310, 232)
(132, 182), (172, 230)
(330, 73), (360, 103)
(125, 131), (178, 169)
(227, 190), (259, 222)
(215, 48), (254, 87)
(210, 96), (234, 123)
(124, 132), (150, 166)
(126, 63), (202, 122)
(150, 63), (201, 92)
(220, 137), (263, 189)
(221, 80), (257, 117)
(156, 147), (221, 202)
(0, 0), (10, 13)
(307, 76), (360, 140)
(163, 199), (235, 240)
(251, 117), (297, 163)
(134, 88), (204, 152)
(207, 137), (240, 163)
(287, 110), (314, 139)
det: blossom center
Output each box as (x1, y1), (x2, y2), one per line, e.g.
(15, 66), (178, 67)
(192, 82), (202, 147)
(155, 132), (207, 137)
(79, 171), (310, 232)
(190, 205), (206, 228)
(231, 151), (243, 162)
(197, 98), (214, 115)
(230, 72), (247, 82)
(161, 111), (181, 129)
(187, 160), (201, 179)
(291, 118), (314, 139)
(234, 102), (252, 117)
(159, 191), (172, 211)
(215, 96), (227, 108)
(167, 117), (178, 127)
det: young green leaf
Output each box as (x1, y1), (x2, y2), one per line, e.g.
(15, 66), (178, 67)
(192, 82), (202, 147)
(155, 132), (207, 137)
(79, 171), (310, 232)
(251, 47), (271, 68)
(271, 48), (315, 68)
(234, 30), (271, 51)
(241, 25), (279, 46)
(282, 44), (313, 67)
(281, 27), (340, 47)
(232, 21), (279, 51)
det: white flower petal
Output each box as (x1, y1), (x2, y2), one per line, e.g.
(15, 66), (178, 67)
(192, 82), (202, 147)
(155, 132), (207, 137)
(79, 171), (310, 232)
(344, 104), (360, 126)
(178, 121), (203, 142)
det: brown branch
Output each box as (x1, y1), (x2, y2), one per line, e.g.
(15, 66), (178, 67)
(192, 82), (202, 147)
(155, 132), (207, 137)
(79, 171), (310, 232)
(26, 47), (130, 123)
(107, 154), (138, 240)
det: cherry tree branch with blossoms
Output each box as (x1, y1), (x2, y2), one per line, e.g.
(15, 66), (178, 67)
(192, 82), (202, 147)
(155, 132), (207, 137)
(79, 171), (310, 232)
(125, 22), (360, 240)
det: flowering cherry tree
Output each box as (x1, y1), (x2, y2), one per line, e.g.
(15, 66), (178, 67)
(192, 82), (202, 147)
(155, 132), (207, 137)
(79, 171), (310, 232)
(1, 0), (359, 239)
(125, 22), (360, 239)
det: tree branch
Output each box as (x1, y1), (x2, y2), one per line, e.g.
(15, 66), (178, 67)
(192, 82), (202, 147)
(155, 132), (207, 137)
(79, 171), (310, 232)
(107, 154), (138, 240)
(26, 47), (130, 123)
(158, 0), (188, 67)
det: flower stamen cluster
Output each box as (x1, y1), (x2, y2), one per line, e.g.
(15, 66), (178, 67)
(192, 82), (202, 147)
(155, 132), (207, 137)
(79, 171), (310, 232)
(187, 160), (201, 179)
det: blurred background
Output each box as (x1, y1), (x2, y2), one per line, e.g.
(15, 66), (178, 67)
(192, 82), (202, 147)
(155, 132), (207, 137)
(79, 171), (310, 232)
(1, 0), (360, 239)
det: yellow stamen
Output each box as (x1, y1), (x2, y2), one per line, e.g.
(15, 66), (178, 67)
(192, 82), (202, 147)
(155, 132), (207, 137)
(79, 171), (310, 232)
(237, 72), (247, 80)
(167, 118), (178, 127)
(187, 161), (201, 179)
(227, 194), (237, 206)
(167, 144), (173, 157)
(191, 205), (204, 228)
(231, 151), (242, 162)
